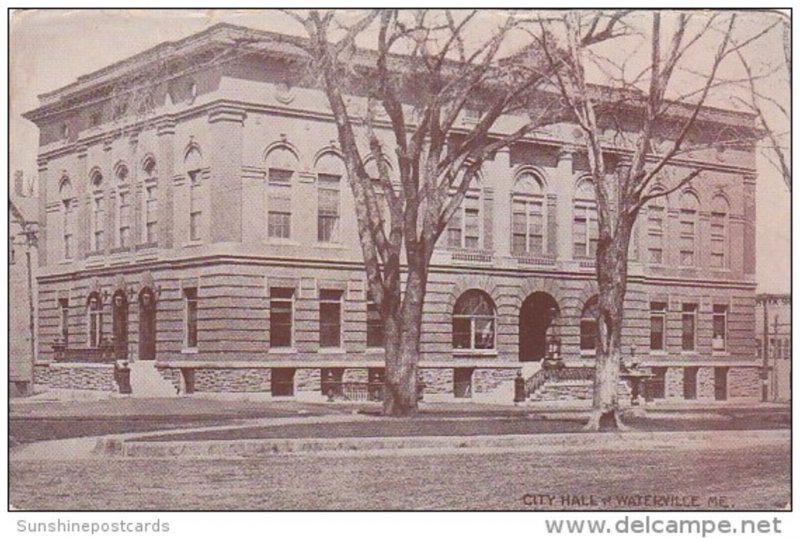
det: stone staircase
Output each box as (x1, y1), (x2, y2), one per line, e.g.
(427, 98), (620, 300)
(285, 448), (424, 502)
(128, 361), (179, 397)
(524, 365), (596, 402)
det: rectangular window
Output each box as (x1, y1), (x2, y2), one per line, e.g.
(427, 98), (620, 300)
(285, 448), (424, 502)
(714, 367), (728, 400)
(366, 293), (384, 348)
(184, 287), (198, 349)
(650, 302), (667, 351)
(679, 210), (695, 266)
(87, 297), (103, 348)
(647, 205), (664, 264)
(189, 171), (202, 242)
(92, 196), (105, 251)
(580, 320), (597, 351)
(63, 200), (74, 260)
(118, 191), (130, 248)
(319, 289), (343, 348)
(755, 338), (762, 358)
(446, 195), (481, 250)
(648, 367), (667, 400)
(683, 367), (698, 400)
(145, 185), (158, 244)
(573, 204), (597, 258)
(271, 368), (295, 397)
(712, 304), (727, 352)
(681, 303), (697, 351)
(512, 198), (544, 255)
(268, 168), (292, 239)
(317, 174), (340, 243)
(710, 213), (725, 268)
(59, 298), (69, 346)
(453, 368), (473, 398)
(269, 288), (294, 348)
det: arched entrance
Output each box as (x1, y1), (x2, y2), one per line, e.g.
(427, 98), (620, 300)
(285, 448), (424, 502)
(519, 292), (559, 362)
(138, 287), (157, 361)
(112, 290), (129, 360)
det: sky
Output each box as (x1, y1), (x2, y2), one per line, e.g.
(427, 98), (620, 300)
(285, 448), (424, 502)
(8, 9), (790, 293)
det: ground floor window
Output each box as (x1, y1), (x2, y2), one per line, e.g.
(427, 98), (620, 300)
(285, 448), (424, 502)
(269, 287), (294, 348)
(184, 287), (198, 349)
(453, 368), (473, 398)
(650, 302), (667, 351)
(683, 367), (698, 400)
(319, 289), (343, 348)
(271, 368), (295, 397)
(87, 293), (103, 347)
(59, 298), (69, 346)
(647, 367), (667, 400)
(714, 367), (728, 401)
(452, 290), (496, 350)
(712, 305), (728, 351)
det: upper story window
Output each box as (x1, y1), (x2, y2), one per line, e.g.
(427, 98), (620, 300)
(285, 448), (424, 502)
(316, 152), (345, 244)
(573, 178), (598, 259)
(114, 163), (130, 248)
(446, 183), (482, 250)
(89, 170), (105, 252)
(646, 193), (666, 265)
(679, 191), (699, 267)
(452, 289), (495, 351)
(265, 145), (298, 241)
(184, 287), (198, 350)
(142, 156), (158, 245)
(59, 177), (75, 260)
(184, 145), (204, 242)
(710, 195), (729, 269)
(511, 171), (546, 256)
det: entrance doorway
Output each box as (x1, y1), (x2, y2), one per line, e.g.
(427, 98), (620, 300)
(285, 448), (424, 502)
(519, 292), (560, 362)
(112, 290), (128, 360)
(138, 287), (157, 361)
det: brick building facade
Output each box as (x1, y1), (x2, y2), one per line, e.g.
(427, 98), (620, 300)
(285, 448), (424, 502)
(24, 24), (761, 402)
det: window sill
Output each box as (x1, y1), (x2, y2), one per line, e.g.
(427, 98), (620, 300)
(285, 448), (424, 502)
(712, 350), (730, 357)
(268, 347), (297, 355)
(453, 350), (498, 357)
(648, 350), (669, 356)
(318, 348), (347, 354)
(365, 347), (386, 354)
(314, 242), (347, 250)
(265, 239), (300, 246)
(181, 348), (199, 355)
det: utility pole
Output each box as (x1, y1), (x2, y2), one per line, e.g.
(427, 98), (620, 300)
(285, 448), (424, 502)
(762, 298), (769, 402)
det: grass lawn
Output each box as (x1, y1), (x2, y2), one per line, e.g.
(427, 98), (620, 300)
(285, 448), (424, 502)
(10, 440), (789, 510)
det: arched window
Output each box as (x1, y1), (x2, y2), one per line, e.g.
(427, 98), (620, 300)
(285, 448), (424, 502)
(265, 146), (298, 240)
(316, 152), (344, 243)
(679, 192), (699, 266)
(573, 178), (598, 259)
(59, 177), (75, 260)
(710, 195), (729, 269)
(114, 164), (131, 248)
(446, 177), (482, 250)
(452, 290), (496, 350)
(511, 171), (546, 255)
(89, 170), (105, 252)
(185, 146), (204, 242)
(580, 296), (599, 353)
(142, 156), (158, 244)
(646, 190), (666, 265)
(87, 292), (104, 348)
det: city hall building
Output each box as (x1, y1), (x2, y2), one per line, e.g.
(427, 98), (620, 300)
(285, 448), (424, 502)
(25, 23), (761, 402)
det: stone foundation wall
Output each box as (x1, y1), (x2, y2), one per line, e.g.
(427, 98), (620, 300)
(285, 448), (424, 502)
(530, 380), (631, 403)
(420, 368), (453, 394)
(192, 368), (271, 392)
(473, 368), (517, 395)
(34, 363), (116, 391)
(157, 367), (182, 391)
(697, 367), (716, 400)
(665, 367), (684, 399)
(728, 367), (760, 400)
(295, 368), (322, 393)
(342, 368), (368, 383)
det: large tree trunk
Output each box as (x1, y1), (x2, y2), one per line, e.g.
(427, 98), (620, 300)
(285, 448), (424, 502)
(382, 261), (427, 416)
(585, 219), (633, 431)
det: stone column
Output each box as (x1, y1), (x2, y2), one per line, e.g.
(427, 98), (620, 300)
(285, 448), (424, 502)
(208, 104), (246, 243)
(555, 146), (575, 262)
(75, 145), (89, 259)
(742, 174), (757, 277)
(36, 157), (48, 267)
(491, 147), (511, 258)
(156, 117), (176, 249)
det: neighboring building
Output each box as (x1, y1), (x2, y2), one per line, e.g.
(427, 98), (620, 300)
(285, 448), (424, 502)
(756, 294), (790, 401)
(23, 24), (761, 402)
(9, 173), (38, 396)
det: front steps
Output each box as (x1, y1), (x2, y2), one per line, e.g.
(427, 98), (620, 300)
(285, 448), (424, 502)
(128, 361), (179, 397)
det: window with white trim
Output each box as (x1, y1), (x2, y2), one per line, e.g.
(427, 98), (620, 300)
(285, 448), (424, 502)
(511, 172), (546, 256)
(447, 192), (481, 250)
(650, 301), (667, 351)
(269, 287), (294, 348)
(573, 180), (598, 259)
(681, 303), (697, 351)
(319, 289), (343, 348)
(710, 196), (729, 269)
(712, 304), (728, 352)
(679, 192), (699, 266)
(452, 290), (495, 350)
(317, 174), (341, 243)
(87, 293), (103, 347)
(268, 168), (293, 239)
(647, 200), (665, 264)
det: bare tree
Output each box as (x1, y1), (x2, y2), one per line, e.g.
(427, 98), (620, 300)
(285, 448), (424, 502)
(734, 17), (790, 191)
(279, 9), (626, 415)
(535, 11), (777, 430)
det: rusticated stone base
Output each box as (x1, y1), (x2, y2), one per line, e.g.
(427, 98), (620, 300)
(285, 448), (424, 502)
(728, 367), (760, 400)
(34, 363), (116, 392)
(189, 368), (272, 393)
(529, 380), (631, 403)
(420, 368), (453, 394)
